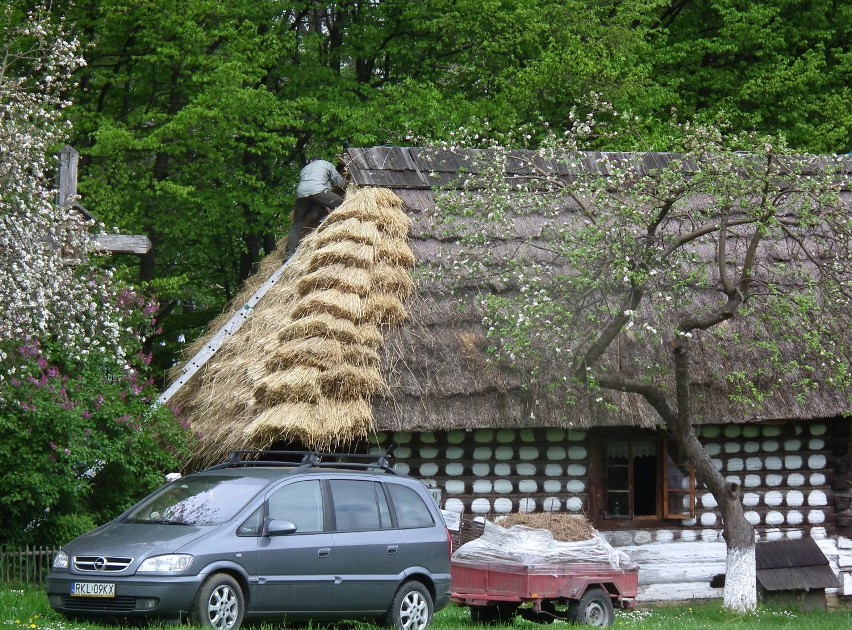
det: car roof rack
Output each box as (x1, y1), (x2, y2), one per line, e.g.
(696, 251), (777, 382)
(208, 445), (399, 475)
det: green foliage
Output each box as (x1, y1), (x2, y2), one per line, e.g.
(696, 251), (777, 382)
(31, 0), (847, 384)
(0, 289), (196, 546)
(653, 0), (852, 153)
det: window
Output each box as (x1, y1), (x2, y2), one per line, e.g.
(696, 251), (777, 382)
(124, 475), (267, 526)
(602, 437), (694, 520)
(237, 506), (264, 536)
(388, 484), (435, 529)
(663, 440), (694, 519)
(329, 480), (386, 531)
(267, 480), (324, 533)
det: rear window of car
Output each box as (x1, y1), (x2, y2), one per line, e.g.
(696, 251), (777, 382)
(124, 475), (268, 526)
(387, 484), (435, 528)
(330, 480), (388, 531)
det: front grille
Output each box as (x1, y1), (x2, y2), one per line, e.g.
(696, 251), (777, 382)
(73, 556), (133, 572)
(61, 595), (137, 612)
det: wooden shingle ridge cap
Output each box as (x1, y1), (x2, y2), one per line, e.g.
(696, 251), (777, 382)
(346, 146), (852, 189)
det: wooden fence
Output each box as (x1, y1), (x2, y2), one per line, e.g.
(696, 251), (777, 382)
(0, 546), (58, 586)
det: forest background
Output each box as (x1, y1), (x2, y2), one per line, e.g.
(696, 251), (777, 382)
(47, 0), (851, 382)
(0, 0), (849, 544)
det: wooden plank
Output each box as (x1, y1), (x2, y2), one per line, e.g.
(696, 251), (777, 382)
(57, 145), (79, 207)
(638, 582), (723, 602)
(619, 541), (726, 585)
(89, 234), (152, 255)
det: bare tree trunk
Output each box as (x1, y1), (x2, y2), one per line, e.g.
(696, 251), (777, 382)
(670, 339), (756, 611)
(667, 411), (757, 611)
(596, 367), (758, 611)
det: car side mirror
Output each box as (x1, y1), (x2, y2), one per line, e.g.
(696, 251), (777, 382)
(263, 518), (297, 537)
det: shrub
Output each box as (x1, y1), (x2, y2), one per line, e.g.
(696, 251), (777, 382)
(0, 290), (196, 546)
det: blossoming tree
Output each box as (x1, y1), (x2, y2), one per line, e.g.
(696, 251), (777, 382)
(432, 110), (851, 611)
(0, 4), (194, 544)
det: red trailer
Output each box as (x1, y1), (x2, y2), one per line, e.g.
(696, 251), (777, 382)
(450, 558), (638, 627)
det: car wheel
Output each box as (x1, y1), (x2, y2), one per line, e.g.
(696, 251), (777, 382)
(191, 573), (244, 630)
(386, 581), (433, 630)
(569, 588), (614, 627)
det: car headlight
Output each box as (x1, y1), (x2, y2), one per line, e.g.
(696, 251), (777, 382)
(137, 554), (193, 573)
(52, 550), (69, 569)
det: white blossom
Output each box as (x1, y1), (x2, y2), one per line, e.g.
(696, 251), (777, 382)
(0, 6), (128, 365)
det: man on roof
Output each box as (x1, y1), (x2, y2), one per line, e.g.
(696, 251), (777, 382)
(286, 156), (347, 256)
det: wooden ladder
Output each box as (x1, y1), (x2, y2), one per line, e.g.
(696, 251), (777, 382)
(155, 256), (294, 406)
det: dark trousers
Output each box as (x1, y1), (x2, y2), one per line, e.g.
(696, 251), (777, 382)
(285, 190), (344, 256)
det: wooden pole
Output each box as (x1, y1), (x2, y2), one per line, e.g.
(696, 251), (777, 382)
(57, 145), (79, 207)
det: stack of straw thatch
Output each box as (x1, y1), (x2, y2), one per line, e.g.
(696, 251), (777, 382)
(245, 188), (415, 449)
(172, 187), (415, 465)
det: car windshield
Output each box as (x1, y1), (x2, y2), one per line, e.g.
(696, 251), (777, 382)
(124, 475), (268, 526)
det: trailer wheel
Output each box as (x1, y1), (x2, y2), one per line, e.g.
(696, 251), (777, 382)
(469, 603), (517, 624)
(569, 588), (614, 627)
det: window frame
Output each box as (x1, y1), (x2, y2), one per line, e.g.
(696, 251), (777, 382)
(595, 433), (695, 523)
(662, 438), (696, 520)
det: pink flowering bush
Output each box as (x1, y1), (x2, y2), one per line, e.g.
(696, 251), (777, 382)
(0, 291), (196, 546)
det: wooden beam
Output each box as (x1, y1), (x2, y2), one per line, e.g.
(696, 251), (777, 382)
(57, 145), (79, 207)
(89, 234), (152, 255)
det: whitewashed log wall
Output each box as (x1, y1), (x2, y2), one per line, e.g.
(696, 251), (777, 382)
(369, 419), (851, 602)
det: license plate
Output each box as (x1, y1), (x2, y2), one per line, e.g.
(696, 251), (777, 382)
(70, 582), (115, 598)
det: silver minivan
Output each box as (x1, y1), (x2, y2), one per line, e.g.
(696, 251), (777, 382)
(46, 450), (452, 630)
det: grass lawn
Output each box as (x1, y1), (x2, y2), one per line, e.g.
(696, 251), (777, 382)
(3, 585), (852, 630)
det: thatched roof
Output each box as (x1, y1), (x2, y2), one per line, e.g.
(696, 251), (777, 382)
(345, 147), (851, 433)
(169, 147), (851, 466)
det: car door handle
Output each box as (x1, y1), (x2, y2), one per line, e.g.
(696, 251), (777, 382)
(387, 545), (398, 555)
(318, 548), (330, 558)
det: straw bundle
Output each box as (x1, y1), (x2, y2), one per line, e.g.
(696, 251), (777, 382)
(375, 239), (416, 267)
(244, 399), (374, 449)
(266, 338), (344, 372)
(340, 344), (381, 368)
(362, 293), (408, 326)
(297, 264), (371, 298)
(325, 188), (411, 239)
(371, 263), (415, 299)
(291, 288), (364, 323)
(315, 218), (382, 248)
(319, 364), (386, 400)
(356, 323), (383, 348)
(173, 187), (417, 466)
(200, 356), (260, 395)
(307, 240), (375, 271)
(254, 366), (323, 405)
(278, 313), (360, 345)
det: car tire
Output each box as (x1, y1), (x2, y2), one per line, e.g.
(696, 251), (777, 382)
(190, 573), (245, 630)
(568, 588), (614, 627)
(386, 580), (433, 630)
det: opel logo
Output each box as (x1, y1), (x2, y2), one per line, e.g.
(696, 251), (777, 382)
(93, 557), (107, 570)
